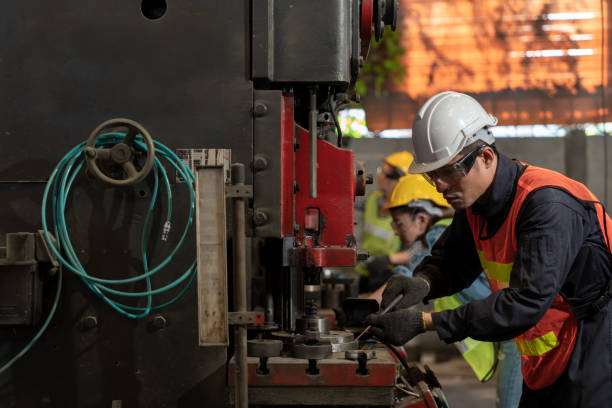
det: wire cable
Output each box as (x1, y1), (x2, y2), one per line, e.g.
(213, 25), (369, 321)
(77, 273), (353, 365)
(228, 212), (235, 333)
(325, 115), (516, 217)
(1, 134), (196, 374)
(0, 269), (62, 375)
(41, 133), (197, 318)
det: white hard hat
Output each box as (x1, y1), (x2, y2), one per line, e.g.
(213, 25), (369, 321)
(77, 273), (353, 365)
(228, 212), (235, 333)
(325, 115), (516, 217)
(409, 91), (498, 174)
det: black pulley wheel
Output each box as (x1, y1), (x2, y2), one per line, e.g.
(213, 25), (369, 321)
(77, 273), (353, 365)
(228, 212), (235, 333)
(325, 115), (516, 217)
(84, 118), (156, 186)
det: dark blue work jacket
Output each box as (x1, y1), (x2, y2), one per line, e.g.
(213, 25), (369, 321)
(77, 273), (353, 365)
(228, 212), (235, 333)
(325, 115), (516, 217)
(414, 154), (612, 407)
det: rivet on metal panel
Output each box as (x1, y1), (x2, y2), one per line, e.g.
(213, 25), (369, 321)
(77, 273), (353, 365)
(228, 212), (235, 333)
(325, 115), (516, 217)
(78, 315), (98, 331)
(253, 210), (269, 226)
(149, 315), (166, 331)
(253, 155), (268, 171)
(253, 101), (268, 117)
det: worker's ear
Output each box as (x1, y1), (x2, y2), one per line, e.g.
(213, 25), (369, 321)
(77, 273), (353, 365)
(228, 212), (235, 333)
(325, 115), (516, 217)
(416, 213), (429, 234)
(480, 146), (496, 169)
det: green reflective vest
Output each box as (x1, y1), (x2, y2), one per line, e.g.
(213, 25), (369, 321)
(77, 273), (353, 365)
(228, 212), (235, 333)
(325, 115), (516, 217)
(356, 191), (401, 276)
(434, 295), (497, 382)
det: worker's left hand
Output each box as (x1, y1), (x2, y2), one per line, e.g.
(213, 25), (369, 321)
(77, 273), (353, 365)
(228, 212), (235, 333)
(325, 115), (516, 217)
(365, 309), (425, 346)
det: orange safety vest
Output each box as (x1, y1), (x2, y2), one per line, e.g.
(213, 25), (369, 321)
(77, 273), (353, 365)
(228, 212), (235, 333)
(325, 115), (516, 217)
(465, 164), (612, 390)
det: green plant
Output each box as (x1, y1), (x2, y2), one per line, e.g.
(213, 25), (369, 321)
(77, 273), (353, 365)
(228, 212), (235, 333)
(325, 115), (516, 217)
(356, 26), (406, 97)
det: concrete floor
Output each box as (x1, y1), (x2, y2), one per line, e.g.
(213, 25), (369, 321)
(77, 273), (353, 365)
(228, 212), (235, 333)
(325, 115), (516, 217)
(426, 353), (497, 408)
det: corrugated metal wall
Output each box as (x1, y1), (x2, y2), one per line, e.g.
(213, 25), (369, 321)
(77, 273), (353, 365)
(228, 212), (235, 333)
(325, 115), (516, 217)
(366, 0), (612, 129)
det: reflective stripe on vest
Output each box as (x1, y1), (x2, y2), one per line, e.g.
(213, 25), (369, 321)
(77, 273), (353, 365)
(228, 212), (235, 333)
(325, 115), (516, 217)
(477, 250), (511, 291)
(514, 331), (559, 357)
(434, 294), (497, 382)
(361, 191), (401, 257)
(465, 163), (612, 390)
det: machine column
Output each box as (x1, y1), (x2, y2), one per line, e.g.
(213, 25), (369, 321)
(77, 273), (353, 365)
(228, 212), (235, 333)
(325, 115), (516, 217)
(231, 163), (248, 408)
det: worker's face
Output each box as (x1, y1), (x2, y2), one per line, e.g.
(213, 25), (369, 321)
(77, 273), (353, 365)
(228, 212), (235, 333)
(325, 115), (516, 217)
(429, 146), (497, 210)
(390, 210), (429, 247)
(377, 163), (399, 198)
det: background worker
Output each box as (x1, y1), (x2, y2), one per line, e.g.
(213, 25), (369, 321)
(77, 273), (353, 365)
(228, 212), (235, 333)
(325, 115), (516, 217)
(356, 152), (415, 292)
(371, 173), (523, 408)
(367, 91), (612, 407)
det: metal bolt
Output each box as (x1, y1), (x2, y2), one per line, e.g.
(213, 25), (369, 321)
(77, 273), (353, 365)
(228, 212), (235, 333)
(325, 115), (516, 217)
(253, 210), (269, 226)
(253, 155), (268, 171)
(359, 56), (364, 68)
(150, 315), (166, 331)
(78, 315), (98, 331)
(253, 101), (268, 117)
(352, 93), (361, 103)
(293, 181), (299, 193)
(366, 174), (374, 184)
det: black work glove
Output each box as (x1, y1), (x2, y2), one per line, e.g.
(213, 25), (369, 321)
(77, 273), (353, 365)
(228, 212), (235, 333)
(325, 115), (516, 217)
(381, 275), (430, 310)
(366, 255), (392, 276)
(365, 309), (426, 346)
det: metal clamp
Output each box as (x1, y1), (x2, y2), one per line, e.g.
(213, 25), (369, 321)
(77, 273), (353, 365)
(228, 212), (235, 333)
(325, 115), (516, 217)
(225, 185), (253, 198)
(228, 311), (261, 325)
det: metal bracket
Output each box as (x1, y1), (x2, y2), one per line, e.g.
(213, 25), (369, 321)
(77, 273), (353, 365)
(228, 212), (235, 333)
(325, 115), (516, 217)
(225, 185), (253, 198)
(176, 148), (231, 183)
(228, 311), (260, 325)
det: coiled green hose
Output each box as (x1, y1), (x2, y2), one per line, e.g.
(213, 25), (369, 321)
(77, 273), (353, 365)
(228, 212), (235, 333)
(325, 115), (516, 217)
(42, 133), (197, 318)
(0, 133), (197, 374)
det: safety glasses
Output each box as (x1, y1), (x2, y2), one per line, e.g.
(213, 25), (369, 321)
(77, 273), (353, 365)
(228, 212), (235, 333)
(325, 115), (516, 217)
(423, 144), (487, 186)
(390, 219), (404, 231)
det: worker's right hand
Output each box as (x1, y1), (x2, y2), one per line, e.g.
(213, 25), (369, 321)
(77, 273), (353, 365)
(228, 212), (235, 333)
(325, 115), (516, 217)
(381, 275), (430, 310)
(365, 308), (426, 346)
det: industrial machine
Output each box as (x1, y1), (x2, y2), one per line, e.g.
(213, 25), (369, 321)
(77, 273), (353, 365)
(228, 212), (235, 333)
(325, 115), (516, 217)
(0, 1), (444, 407)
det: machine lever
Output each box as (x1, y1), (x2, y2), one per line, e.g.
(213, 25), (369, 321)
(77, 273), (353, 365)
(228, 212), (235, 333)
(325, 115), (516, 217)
(354, 294), (403, 341)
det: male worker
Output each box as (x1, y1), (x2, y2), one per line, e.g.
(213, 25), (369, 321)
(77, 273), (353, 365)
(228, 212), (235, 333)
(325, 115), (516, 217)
(357, 152), (415, 291)
(371, 173), (523, 408)
(366, 91), (612, 407)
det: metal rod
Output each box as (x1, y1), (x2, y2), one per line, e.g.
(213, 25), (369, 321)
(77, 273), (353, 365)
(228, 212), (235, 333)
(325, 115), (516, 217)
(309, 88), (318, 198)
(354, 294), (404, 342)
(231, 163), (248, 408)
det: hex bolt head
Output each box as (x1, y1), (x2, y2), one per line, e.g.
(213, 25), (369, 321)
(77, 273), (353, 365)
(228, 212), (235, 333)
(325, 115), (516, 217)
(253, 102), (268, 117)
(253, 155), (268, 172)
(253, 210), (269, 226)
(79, 315), (98, 331)
(150, 315), (167, 331)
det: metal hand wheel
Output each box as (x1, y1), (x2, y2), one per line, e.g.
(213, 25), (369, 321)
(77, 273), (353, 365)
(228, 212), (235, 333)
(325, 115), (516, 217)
(84, 118), (156, 186)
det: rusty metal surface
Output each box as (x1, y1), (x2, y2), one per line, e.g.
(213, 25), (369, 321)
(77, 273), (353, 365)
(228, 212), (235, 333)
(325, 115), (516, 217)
(196, 166), (229, 347)
(227, 385), (395, 406)
(247, 340), (283, 358)
(228, 348), (398, 387)
(0, 2), (248, 404)
(253, 91), (294, 238)
(251, 0), (354, 83)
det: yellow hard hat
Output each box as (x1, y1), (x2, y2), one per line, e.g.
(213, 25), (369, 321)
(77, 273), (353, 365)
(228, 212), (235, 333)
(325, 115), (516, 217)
(387, 174), (449, 210)
(382, 152), (414, 177)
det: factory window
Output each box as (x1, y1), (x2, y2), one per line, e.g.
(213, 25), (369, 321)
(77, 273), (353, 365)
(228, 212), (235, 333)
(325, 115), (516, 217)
(364, 0), (610, 131)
